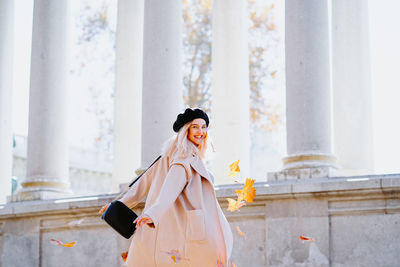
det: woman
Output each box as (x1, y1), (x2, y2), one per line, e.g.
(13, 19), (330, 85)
(100, 108), (233, 266)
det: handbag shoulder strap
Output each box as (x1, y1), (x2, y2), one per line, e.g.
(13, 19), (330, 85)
(128, 155), (162, 187)
(113, 155), (162, 201)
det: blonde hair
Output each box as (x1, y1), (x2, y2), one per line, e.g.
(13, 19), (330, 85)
(162, 121), (208, 160)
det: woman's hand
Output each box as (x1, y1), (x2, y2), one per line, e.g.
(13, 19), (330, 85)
(134, 215), (155, 228)
(98, 203), (110, 214)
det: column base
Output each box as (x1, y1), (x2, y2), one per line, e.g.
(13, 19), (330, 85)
(10, 179), (71, 202)
(10, 189), (72, 202)
(282, 153), (337, 169)
(267, 153), (339, 181)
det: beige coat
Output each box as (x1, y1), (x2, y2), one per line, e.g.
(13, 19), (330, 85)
(120, 151), (233, 267)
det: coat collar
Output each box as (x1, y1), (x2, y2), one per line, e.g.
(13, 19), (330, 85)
(189, 153), (213, 185)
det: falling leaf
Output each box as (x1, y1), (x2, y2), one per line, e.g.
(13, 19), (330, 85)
(236, 226), (245, 237)
(61, 242), (76, 248)
(226, 198), (246, 212)
(234, 180), (240, 183)
(299, 235), (315, 242)
(228, 160), (240, 177)
(231, 262), (238, 267)
(235, 178), (256, 203)
(49, 238), (76, 247)
(165, 249), (182, 263)
(121, 251), (128, 262)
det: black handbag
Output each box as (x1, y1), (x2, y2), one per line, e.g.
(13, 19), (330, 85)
(101, 155), (161, 239)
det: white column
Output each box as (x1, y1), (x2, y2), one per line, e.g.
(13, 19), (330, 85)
(19, 0), (70, 200)
(281, 0), (336, 178)
(332, 0), (374, 175)
(211, 0), (250, 184)
(141, 0), (183, 167)
(112, 0), (144, 192)
(0, 0), (14, 203)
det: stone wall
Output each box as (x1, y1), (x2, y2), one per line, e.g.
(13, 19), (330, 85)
(1, 174), (399, 267)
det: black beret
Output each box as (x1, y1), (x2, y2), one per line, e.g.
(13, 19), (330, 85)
(173, 108), (209, 132)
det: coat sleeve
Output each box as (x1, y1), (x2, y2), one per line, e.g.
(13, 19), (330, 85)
(142, 163), (188, 226)
(119, 168), (154, 209)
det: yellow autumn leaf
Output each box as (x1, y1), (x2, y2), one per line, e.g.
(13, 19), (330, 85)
(228, 160), (240, 177)
(236, 178), (256, 203)
(49, 238), (76, 248)
(61, 241), (76, 248)
(226, 198), (246, 212)
(236, 226), (245, 237)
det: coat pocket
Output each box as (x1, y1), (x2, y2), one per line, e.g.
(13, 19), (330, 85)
(155, 215), (186, 265)
(186, 209), (206, 242)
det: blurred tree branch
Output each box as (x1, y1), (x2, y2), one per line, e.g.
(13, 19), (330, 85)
(183, 0), (282, 132)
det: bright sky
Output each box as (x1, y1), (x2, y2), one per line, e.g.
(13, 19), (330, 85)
(368, 0), (400, 173)
(11, 0), (400, 174)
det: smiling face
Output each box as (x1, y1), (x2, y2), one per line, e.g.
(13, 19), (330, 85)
(187, 118), (207, 146)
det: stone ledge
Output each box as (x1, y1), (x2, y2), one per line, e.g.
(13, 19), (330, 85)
(1, 174), (399, 219)
(0, 194), (118, 218)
